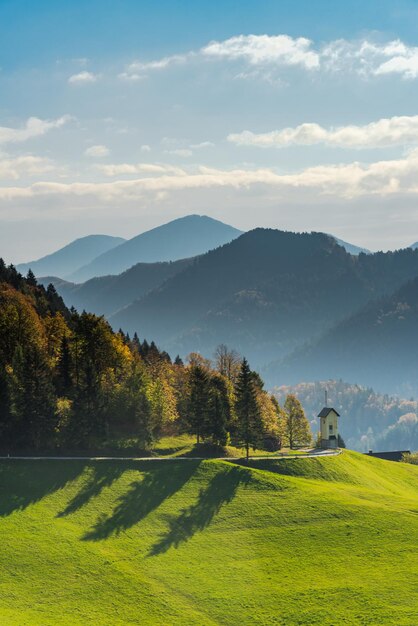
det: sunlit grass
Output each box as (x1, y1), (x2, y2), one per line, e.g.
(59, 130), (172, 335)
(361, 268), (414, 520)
(0, 451), (417, 624)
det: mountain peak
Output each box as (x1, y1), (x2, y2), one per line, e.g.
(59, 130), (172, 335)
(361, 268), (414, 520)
(68, 215), (243, 282)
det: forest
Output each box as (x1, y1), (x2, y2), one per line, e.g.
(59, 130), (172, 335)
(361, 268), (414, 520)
(0, 260), (311, 455)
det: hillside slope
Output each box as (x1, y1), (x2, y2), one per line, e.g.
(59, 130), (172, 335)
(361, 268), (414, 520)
(17, 235), (125, 279)
(40, 257), (194, 317)
(70, 215), (243, 282)
(0, 452), (417, 625)
(268, 276), (418, 395)
(110, 229), (418, 366)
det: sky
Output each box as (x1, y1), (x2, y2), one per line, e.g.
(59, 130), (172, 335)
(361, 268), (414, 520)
(3, 0), (418, 261)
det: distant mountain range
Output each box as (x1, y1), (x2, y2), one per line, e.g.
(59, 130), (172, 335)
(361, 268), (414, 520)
(21, 215), (418, 397)
(109, 230), (418, 376)
(17, 214), (378, 283)
(68, 215), (243, 282)
(17, 235), (125, 278)
(40, 227), (418, 396)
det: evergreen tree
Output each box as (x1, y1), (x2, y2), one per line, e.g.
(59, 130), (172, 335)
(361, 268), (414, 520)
(207, 373), (231, 446)
(235, 358), (263, 460)
(187, 364), (210, 444)
(283, 394), (312, 449)
(10, 344), (56, 449)
(57, 335), (72, 395)
(26, 269), (37, 287)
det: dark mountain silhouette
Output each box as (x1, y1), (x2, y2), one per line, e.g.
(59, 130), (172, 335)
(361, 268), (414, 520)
(109, 229), (418, 369)
(268, 276), (418, 395)
(69, 215), (243, 282)
(17, 235), (125, 279)
(40, 257), (193, 317)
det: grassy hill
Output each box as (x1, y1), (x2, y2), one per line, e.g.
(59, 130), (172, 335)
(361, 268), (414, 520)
(0, 451), (417, 624)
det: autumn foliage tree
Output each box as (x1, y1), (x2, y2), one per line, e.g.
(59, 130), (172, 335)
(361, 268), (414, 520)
(283, 394), (312, 448)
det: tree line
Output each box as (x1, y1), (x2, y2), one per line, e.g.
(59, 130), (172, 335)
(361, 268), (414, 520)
(0, 261), (312, 456)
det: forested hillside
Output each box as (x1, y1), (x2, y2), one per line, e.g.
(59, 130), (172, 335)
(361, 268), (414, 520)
(41, 257), (194, 317)
(110, 229), (418, 368)
(269, 276), (418, 395)
(0, 261), (311, 454)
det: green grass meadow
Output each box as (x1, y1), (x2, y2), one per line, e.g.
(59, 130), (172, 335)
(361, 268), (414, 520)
(0, 451), (417, 625)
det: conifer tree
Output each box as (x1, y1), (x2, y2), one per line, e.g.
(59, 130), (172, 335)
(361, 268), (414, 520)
(235, 358), (263, 460)
(207, 373), (231, 446)
(57, 335), (72, 395)
(10, 344), (56, 449)
(187, 364), (210, 444)
(26, 269), (37, 287)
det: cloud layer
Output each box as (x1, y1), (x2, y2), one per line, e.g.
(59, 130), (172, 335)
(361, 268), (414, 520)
(3, 149), (418, 204)
(228, 115), (418, 149)
(118, 34), (418, 81)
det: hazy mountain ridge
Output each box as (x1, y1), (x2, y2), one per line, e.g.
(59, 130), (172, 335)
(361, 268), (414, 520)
(269, 275), (418, 395)
(40, 257), (194, 317)
(69, 215), (243, 282)
(17, 235), (125, 279)
(110, 230), (418, 369)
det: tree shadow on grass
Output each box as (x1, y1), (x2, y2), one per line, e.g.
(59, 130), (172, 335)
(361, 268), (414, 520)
(149, 465), (251, 556)
(57, 462), (127, 517)
(0, 460), (86, 517)
(82, 460), (201, 541)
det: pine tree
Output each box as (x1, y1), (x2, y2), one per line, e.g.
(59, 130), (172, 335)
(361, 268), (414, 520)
(235, 358), (263, 460)
(26, 269), (37, 287)
(187, 364), (210, 444)
(207, 373), (231, 446)
(10, 344), (56, 450)
(57, 335), (72, 395)
(283, 394), (312, 449)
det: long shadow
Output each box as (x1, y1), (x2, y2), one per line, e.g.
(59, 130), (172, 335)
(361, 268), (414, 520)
(58, 462), (126, 517)
(82, 460), (201, 541)
(0, 460), (86, 518)
(149, 466), (251, 556)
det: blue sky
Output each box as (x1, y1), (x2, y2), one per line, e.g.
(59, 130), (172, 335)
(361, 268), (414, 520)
(3, 0), (418, 261)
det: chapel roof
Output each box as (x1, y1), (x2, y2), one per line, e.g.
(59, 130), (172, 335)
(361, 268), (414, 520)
(317, 407), (340, 418)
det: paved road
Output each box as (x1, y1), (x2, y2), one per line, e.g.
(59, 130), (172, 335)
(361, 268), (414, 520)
(0, 449), (342, 462)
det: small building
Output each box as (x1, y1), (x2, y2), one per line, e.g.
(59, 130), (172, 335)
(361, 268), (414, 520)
(367, 450), (410, 462)
(317, 407), (340, 449)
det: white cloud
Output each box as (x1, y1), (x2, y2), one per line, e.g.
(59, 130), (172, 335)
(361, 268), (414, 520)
(97, 162), (186, 177)
(0, 115), (72, 145)
(140, 144), (151, 152)
(119, 54), (189, 80)
(228, 115), (418, 149)
(68, 71), (99, 85)
(4, 149), (418, 203)
(0, 155), (56, 180)
(84, 144), (110, 157)
(322, 38), (418, 79)
(202, 34), (320, 70)
(116, 34), (418, 82)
